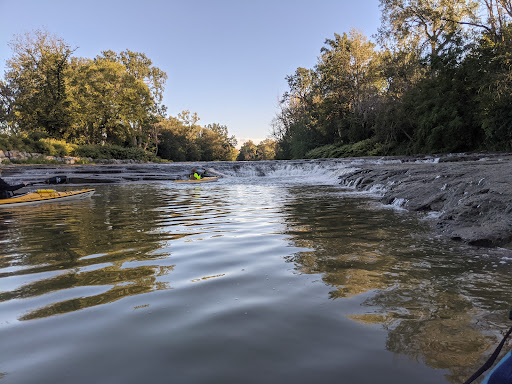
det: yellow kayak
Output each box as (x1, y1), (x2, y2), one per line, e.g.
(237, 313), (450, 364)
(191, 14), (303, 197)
(0, 189), (95, 208)
(173, 177), (219, 184)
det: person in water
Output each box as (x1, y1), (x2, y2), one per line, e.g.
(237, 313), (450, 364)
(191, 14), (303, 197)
(0, 168), (28, 199)
(189, 168), (209, 180)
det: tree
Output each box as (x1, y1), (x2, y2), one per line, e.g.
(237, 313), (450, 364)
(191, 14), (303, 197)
(156, 116), (187, 161)
(201, 123), (238, 161)
(256, 139), (277, 160)
(319, 30), (383, 142)
(378, 0), (479, 61)
(67, 57), (153, 145)
(0, 80), (15, 133)
(98, 50), (167, 148)
(156, 113), (238, 161)
(237, 140), (258, 161)
(469, 24), (512, 149)
(272, 67), (320, 159)
(4, 29), (75, 136)
(155, 112), (201, 161)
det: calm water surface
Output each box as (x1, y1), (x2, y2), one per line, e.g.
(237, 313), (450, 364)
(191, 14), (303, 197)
(1, 176), (511, 384)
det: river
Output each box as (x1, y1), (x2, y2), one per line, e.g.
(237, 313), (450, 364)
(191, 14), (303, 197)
(0, 166), (511, 383)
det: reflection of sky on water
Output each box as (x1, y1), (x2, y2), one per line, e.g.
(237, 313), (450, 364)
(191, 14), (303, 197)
(0, 181), (511, 383)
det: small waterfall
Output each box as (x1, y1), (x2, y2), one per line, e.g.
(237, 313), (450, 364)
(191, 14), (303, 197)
(206, 159), (359, 182)
(10, 156), (438, 188)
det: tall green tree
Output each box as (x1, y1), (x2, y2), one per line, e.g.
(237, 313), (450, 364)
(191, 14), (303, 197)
(98, 50), (167, 148)
(272, 67), (320, 159)
(274, 30), (382, 158)
(3, 29), (75, 136)
(0, 80), (15, 133)
(317, 29), (383, 142)
(67, 57), (153, 145)
(470, 24), (512, 149)
(378, 0), (479, 61)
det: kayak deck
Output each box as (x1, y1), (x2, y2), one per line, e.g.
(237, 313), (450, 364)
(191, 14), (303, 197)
(174, 177), (219, 184)
(0, 189), (95, 208)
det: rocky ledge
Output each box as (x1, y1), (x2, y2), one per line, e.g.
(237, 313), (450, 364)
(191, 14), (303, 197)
(2, 153), (511, 248)
(338, 153), (512, 248)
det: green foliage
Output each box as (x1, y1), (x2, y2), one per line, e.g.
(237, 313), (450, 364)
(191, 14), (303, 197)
(256, 139), (277, 160)
(273, 30), (384, 159)
(36, 138), (77, 156)
(3, 30), (75, 137)
(274, 4), (512, 159)
(471, 25), (512, 150)
(0, 134), (77, 156)
(305, 139), (388, 159)
(0, 134), (28, 152)
(74, 144), (156, 161)
(1, 30), (243, 162)
(0, 133), (157, 162)
(237, 140), (258, 161)
(235, 139), (277, 161)
(156, 113), (238, 162)
(1, 30), (167, 153)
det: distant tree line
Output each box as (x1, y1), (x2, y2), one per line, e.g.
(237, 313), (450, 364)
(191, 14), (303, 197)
(236, 139), (277, 161)
(272, 0), (512, 159)
(0, 29), (240, 161)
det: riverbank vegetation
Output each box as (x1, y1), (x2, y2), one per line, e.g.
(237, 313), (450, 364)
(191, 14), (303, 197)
(0, 30), (239, 162)
(236, 139), (277, 161)
(272, 0), (512, 159)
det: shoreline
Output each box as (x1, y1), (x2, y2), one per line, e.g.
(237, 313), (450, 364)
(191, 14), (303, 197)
(2, 154), (511, 248)
(338, 153), (512, 248)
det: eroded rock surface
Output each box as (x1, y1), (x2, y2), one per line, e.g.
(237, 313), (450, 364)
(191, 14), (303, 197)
(339, 154), (512, 247)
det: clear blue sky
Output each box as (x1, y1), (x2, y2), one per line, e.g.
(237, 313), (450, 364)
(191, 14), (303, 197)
(0, 0), (382, 144)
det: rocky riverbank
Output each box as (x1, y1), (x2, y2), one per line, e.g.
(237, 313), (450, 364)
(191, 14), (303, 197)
(1, 153), (511, 248)
(338, 153), (512, 248)
(0, 149), (91, 164)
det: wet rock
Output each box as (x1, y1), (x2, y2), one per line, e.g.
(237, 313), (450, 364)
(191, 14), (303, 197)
(339, 154), (512, 248)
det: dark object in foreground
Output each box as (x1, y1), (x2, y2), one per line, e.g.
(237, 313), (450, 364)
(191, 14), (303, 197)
(464, 311), (512, 384)
(38, 176), (68, 185)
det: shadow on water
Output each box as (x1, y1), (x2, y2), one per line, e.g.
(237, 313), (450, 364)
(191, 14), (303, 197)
(281, 186), (512, 383)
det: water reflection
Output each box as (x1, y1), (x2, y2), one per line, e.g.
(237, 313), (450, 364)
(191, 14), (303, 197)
(1, 181), (511, 383)
(282, 186), (512, 383)
(0, 185), (180, 321)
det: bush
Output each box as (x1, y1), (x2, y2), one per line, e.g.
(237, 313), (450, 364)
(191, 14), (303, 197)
(0, 134), (28, 152)
(305, 139), (389, 159)
(33, 138), (77, 156)
(0, 134), (160, 162)
(74, 144), (158, 161)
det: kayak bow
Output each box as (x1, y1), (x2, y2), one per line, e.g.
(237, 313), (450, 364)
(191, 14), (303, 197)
(0, 189), (95, 208)
(173, 177), (219, 184)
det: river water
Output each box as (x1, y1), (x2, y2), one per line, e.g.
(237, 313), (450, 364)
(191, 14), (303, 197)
(1, 167), (511, 384)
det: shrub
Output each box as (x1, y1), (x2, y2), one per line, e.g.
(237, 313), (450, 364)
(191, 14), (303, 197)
(0, 134), (160, 162)
(74, 144), (158, 161)
(305, 139), (388, 159)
